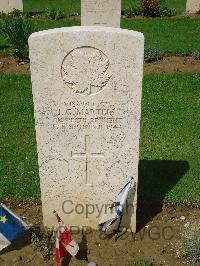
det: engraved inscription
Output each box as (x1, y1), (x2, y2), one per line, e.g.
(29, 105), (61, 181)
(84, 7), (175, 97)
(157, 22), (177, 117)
(71, 135), (104, 186)
(53, 101), (123, 130)
(82, 0), (121, 27)
(61, 47), (111, 96)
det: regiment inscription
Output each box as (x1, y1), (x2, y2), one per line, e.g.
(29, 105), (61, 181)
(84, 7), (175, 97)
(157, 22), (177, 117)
(53, 101), (122, 131)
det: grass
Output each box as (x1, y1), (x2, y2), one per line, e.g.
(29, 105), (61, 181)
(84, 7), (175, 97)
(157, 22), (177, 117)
(24, 0), (81, 14)
(139, 73), (200, 203)
(122, 19), (200, 54)
(127, 260), (153, 266)
(0, 75), (39, 199)
(0, 18), (200, 55)
(0, 73), (200, 202)
(23, 0), (187, 14)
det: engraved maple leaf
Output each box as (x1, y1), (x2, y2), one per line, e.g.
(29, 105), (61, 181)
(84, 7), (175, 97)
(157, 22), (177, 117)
(62, 48), (111, 95)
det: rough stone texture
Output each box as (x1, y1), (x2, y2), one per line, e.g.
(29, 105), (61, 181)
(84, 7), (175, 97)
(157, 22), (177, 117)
(29, 26), (144, 232)
(0, 0), (23, 13)
(186, 0), (200, 13)
(81, 0), (121, 28)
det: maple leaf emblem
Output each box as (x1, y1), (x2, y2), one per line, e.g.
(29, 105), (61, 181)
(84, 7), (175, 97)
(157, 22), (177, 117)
(61, 47), (111, 95)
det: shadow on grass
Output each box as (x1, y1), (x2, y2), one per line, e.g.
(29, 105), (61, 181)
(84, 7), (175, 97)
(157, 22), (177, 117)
(0, 229), (31, 256)
(137, 160), (189, 230)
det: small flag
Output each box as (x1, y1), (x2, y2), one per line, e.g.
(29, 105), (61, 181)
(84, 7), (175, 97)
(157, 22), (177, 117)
(0, 203), (28, 251)
(53, 211), (79, 265)
(99, 178), (135, 234)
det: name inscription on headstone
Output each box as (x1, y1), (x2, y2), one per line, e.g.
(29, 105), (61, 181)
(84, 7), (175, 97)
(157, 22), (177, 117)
(53, 101), (122, 131)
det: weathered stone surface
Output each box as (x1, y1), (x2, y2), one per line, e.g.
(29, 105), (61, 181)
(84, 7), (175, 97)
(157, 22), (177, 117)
(29, 26), (144, 232)
(186, 0), (200, 13)
(81, 0), (121, 28)
(0, 0), (23, 13)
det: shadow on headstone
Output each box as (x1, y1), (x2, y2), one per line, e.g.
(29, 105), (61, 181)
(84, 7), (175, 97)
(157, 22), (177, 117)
(0, 229), (31, 255)
(137, 160), (189, 230)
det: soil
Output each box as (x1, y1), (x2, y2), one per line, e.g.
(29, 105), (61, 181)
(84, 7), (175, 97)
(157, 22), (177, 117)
(123, 13), (200, 20)
(144, 56), (200, 73)
(0, 54), (30, 75)
(0, 54), (200, 75)
(0, 202), (199, 266)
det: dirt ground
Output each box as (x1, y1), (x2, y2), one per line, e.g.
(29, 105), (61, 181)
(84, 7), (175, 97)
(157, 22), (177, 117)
(144, 56), (200, 73)
(0, 54), (200, 74)
(0, 202), (199, 266)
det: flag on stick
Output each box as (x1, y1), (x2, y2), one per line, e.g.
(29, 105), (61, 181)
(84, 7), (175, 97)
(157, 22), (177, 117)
(0, 203), (28, 251)
(98, 178), (135, 235)
(53, 211), (79, 265)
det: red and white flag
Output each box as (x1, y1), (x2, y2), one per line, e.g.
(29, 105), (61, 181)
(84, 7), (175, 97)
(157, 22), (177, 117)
(53, 211), (79, 265)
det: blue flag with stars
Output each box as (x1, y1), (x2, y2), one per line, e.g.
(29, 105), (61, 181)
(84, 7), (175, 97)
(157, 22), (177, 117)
(0, 203), (28, 251)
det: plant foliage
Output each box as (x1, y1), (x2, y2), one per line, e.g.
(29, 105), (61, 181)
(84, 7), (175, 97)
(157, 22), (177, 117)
(0, 11), (7, 19)
(182, 222), (200, 265)
(159, 7), (177, 17)
(9, 8), (23, 18)
(192, 51), (200, 61)
(128, 260), (153, 266)
(31, 227), (54, 261)
(144, 44), (162, 62)
(45, 8), (65, 20)
(0, 18), (35, 59)
(122, 5), (144, 17)
(140, 0), (176, 17)
(140, 0), (161, 16)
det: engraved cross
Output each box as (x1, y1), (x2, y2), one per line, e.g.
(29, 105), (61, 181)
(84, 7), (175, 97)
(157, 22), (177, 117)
(71, 135), (104, 186)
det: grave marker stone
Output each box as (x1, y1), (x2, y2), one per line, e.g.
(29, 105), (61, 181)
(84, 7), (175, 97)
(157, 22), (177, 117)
(186, 0), (200, 13)
(29, 26), (144, 232)
(81, 0), (121, 28)
(0, 0), (23, 13)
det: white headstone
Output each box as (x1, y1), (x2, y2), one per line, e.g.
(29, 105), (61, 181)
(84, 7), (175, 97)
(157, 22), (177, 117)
(29, 26), (144, 233)
(81, 0), (121, 28)
(186, 0), (200, 13)
(0, 0), (23, 13)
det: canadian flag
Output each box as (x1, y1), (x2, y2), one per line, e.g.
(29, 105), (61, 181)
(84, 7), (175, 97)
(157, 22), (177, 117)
(53, 211), (79, 265)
